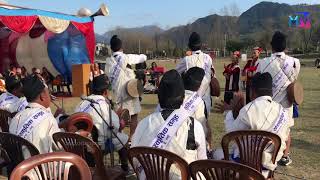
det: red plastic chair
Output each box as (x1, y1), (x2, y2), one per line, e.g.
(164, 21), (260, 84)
(221, 130), (281, 178)
(189, 159), (265, 180)
(128, 146), (189, 180)
(10, 152), (92, 180)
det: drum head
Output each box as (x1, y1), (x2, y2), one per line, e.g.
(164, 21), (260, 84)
(66, 112), (93, 132)
(288, 82), (304, 105)
(117, 108), (131, 127)
(126, 79), (143, 98)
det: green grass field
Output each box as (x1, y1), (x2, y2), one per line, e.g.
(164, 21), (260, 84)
(53, 58), (320, 180)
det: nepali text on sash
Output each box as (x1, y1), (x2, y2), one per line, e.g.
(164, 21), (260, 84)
(271, 107), (288, 133)
(79, 98), (106, 113)
(109, 56), (122, 88)
(150, 91), (203, 149)
(17, 110), (49, 139)
(0, 94), (15, 107)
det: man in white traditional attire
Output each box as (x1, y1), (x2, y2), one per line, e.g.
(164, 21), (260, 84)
(214, 72), (291, 178)
(9, 75), (62, 154)
(131, 70), (207, 179)
(75, 74), (129, 171)
(182, 67), (212, 149)
(0, 75), (27, 114)
(256, 31), (300, 166)
(176, 32), (213, 116)
(105, 35), (147, 141)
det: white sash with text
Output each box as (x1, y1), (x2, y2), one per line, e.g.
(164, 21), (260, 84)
(17, 110), (49, 138)
(109, 56), (122, 88)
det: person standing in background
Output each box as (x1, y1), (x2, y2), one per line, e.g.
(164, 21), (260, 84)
(89, 63), (104, 81)
(242, 47), (262, 103)
(223, 51), (241, 104)
(176, 32), (214, 116)
(105, 35), (147, 142)
(256, 31), (300, 166)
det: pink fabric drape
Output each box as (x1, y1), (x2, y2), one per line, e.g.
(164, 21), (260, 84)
(72, 21), (95, 63)
(0, 16), (38, 33)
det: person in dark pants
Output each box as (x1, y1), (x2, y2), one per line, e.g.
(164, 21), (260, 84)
(223, 51), (240, 104)
(242, 47), (262, 104)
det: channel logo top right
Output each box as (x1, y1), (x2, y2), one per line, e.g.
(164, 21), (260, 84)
(288, 12), (311, 29)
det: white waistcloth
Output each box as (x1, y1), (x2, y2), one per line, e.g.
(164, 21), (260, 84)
(9, 103), (61, 154)
(74, 95), (128, 150)
(223, 96), (291, 173)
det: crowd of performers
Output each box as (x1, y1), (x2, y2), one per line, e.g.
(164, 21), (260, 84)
(0, 30), (300, 179)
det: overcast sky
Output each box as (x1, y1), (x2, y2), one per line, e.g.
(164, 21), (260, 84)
(5, 0), (320, 34)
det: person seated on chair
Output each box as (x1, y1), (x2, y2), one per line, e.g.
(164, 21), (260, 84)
(9, 75), (63, 154)
(214, 72), (291, 178)
(74, 74), (129, 172)
(182, 67), (212, 149)
(105, 35), (147, 142)
(132, 70), (207, 179)
(0, 75), (27, 115)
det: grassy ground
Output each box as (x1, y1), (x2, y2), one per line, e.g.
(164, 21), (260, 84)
(52, 58), (320, 180)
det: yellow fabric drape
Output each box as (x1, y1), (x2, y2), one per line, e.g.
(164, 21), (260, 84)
(39, 16), (70, 33)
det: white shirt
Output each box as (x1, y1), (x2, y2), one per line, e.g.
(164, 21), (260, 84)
(105, 51), (147, 115)
(9, 103), (60, 154)
(185, 90), (207, 135)
(256, 52), (300, 121)
(132, 112), (207, 163)
(224, 96), (291, 171)
(0, 92), (28, 113)
(74, 95), (128, 150)
(176, 50), (213, 115)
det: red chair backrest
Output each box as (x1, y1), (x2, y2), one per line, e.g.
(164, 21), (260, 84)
(10, 152), (92, 180)
(128, 146), (189, 180)
(189, 159), (265, 180)
(221, 130), (281, 178)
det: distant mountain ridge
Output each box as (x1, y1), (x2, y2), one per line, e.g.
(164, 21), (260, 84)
(96, 1), (320, 50)
(103, 25), (164, 38)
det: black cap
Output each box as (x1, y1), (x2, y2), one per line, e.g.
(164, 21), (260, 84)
(22, 75), (46, 102)
(158, 70), (185, 109)
(251, 72), (273, 96)
(183, 67), (205, 91)
(92, 74), (109, 93)
(110, 35), (122, 52)
(271, 31), (286, 52)
(5, 75), (22, 93)
(188, 32), (201, 50)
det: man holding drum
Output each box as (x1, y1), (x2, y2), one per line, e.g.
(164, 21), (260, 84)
(256, 31), (301, 166)
(105, 35), (147, 141)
